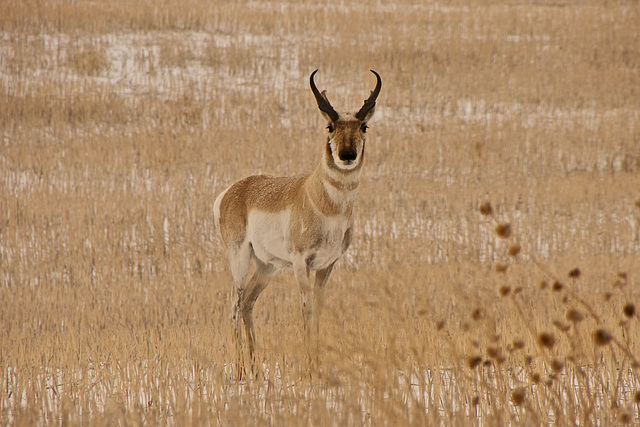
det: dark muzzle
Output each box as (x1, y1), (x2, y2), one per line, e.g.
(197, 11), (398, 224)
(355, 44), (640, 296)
(338, 149), (357, 162)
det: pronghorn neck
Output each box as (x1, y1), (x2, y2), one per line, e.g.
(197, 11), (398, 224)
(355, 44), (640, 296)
(305, 144), (362, 216)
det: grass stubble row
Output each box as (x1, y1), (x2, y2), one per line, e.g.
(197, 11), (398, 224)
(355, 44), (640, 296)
(1, 0), (640, 425)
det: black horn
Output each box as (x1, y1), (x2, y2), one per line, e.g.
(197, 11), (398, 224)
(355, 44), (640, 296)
(310, 70), (340, 122)
(355, 70), (382, 121)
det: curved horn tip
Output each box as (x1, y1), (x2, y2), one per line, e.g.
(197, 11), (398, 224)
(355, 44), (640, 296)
(309, 69), (319, 84)
(370, 70), (382, 86)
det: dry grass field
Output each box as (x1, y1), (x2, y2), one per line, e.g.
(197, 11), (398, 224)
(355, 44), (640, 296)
(2, 0), (640, 425)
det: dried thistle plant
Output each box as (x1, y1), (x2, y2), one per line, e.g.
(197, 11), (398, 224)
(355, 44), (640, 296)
(568, 268), (581, 278)
(499, 285), (511, 297)
(565, 308), (584, 323)
(495, 223), (512, 239)
(479, 201), (493, 216)
(537, 332), (556, 350)
(511, 387), (526, 406)
(623, 303), (635, 318)
(467, 355), (483, 369)
(512, 339), (525, 351)
(507, 244), (521, 257)
(550, 358), (564, 373)
(592, 329), (613, 346)
(496, 263), (508, 273)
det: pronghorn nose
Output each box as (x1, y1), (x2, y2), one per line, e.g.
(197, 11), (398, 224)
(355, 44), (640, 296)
(338, 149), (357, 162)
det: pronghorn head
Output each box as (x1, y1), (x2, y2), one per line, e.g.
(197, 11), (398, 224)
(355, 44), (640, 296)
(310, 70), (382, 171)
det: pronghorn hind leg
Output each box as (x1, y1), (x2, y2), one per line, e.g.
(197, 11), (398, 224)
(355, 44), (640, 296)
(233, 287), (247, 378)
(240, 258), (277, 373)
(228, 242), (252, 379)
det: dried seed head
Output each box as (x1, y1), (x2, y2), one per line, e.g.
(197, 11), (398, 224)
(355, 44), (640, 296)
(552, 320), (570, 332)
(614, 272), (628, 288)
(634, 391), (640, 404)
(618, 411), (632, 424)
(592, 329), (612, 346)
(496, 263), (508, 273)
(603, 292), (613, 302)
(480, 201), (493, 216)
(550, 358), (564, 373)
(537, 332), (556, 349)
(467, 356), (483, 369)
(565, 308), (584, 323)
(539, 280), (548, 290)
(508, 244), (521, 257)
(499, 285), (511, 297)
(496, 223), (512, 238)
(511, 387), (526, 406)
(623, 303), (635, 318)
(436, 320), (446, 331)
(568, 268), (581, 278)
(513, 286), (523, 294)
(552, 281), (564, 292)
(471, 396), (480, 406)
(512, 339), (525, 350)
(487, 345), (502, 359)
(530, 372), (541, 384)
(471, 308), (482, 321)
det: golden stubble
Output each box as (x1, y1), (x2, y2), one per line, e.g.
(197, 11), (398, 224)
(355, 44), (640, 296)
(1, 0), (639, 425)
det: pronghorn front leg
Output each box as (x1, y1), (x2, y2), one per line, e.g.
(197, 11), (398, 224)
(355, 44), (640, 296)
(312, 262), (335, 336)
(292, 257), (313, 341)
(310, 262), (335, 355)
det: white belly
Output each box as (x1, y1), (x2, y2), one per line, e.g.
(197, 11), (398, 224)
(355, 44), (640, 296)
(246, 210), (293, 268)
(246, 210), (349, 271)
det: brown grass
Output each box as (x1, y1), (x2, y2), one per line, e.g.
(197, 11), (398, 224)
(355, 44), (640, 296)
(2, 0), (640, 424)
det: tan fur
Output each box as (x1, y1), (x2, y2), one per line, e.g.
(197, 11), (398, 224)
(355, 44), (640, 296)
(214, 71), (380, 369)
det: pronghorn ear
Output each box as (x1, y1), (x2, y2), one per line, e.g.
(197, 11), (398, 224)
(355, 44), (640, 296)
(318, 110), (336, 123)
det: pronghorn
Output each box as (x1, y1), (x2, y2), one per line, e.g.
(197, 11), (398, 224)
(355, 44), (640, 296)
(213, 69), (381, 361)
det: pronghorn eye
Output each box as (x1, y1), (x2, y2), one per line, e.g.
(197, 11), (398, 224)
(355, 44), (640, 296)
(361, 124), (368, 133)
(327, 124), (335, 133)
